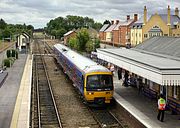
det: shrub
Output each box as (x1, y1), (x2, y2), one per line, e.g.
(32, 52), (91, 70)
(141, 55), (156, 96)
(6, 50), (11, 58)
(9, 57), (15, 64)
(3, 59), (11, 67)
(11, 49), (16, 57)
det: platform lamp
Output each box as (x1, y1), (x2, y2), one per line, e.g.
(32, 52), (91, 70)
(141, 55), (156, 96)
(1, 36), (4, 68)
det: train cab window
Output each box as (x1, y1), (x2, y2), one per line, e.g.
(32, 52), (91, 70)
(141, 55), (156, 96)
(86, 74), (113, 91)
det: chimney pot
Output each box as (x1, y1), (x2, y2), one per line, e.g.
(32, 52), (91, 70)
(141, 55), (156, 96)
(143, 6), (147, 25)
(168, 5), (170, 9)
(127, 15), (130, 20)
(134, 14), (138, 21)
(175, 7), (179, 17)
(116, 20), (119, 24)
(167, 5), (171, 25)
(111, 20), (114, 24)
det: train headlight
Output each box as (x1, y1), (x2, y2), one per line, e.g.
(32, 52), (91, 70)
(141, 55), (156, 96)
(87, 92), (94, 95)
(106, 92), (111, 94)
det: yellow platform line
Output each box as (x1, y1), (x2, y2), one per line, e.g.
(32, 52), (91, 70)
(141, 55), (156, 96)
(10, 55), (33, 128)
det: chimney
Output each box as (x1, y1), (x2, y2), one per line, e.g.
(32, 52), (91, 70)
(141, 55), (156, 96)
(134, 14), (138, 22)
(143, 6), (147, 25)
(116, 20), (119, 24)
(175, 7), (179, 17)
(127, 15), (130, 20)
(111, 20), (114, 24)
(167, 5), (171, 25)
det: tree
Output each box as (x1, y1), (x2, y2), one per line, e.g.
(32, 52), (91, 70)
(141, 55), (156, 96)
(85, 39), (93, 53)
(45, 15), (102, 39)
(68, 37), (79, 50)
(92, 22), (103, 31)
(103, 20), (111, 25)
(56, 28), (66, 39)
(3, 29), (12, 38)
(0, 19), (7, 29)
(27, 25), (34, 30)
(76, 28), (90, 51)
(94, 38), (100, 50)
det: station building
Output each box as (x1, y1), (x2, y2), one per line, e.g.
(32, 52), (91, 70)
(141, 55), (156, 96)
(96, 36), (180, 112)
(131, 5), (180, 47)
(16, 32), (31, 53)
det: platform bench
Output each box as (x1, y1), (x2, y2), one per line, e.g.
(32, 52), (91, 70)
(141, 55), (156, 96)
(143, 88), (158, 100)
(167, 99), (180, 115)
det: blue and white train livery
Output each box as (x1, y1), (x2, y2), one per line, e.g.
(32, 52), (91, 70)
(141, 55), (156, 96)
(54, 44), (114, 104)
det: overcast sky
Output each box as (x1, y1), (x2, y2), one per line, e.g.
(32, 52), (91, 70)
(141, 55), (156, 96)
(0, 0), (180, 28)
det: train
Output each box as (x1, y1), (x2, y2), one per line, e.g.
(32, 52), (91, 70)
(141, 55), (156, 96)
(53, 44), (114, 104)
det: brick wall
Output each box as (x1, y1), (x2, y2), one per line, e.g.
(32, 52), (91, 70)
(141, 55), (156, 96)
(113, 30), (119, 45)
(64, 32), (76, 45)
(119, 26), (127, 46)
(99, 32), (104, 40)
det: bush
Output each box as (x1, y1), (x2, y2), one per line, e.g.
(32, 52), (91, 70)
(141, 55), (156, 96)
(11, 49), (16, 57)
(3, 59), (11, 67)
(9, 57), (15, 64)
(6, 50), (11, 58)
(6, 49), (18, 59)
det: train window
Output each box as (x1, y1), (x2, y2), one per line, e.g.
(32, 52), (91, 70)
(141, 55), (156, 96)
(86, 74), (113, 91)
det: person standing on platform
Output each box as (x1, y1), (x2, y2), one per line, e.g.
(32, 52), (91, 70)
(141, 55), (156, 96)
(124, 71), (129, 86)
(117, 68), (122, 80)
(110, 64), (114, 76)
(157, 94), (166, 122)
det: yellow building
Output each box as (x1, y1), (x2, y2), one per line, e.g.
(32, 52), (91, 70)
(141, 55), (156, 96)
(105, 23), (117, 42)
(142, 6), (180, 41)
(130, 23), (143, 47)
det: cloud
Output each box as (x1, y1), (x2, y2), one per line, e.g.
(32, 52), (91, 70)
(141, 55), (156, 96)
(0, 0), (179, 28)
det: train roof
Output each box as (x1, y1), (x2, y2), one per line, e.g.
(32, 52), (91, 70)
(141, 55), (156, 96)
(54, 44), (110, 74)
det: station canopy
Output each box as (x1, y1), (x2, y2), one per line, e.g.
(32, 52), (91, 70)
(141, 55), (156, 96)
(97, 37), (180, 86)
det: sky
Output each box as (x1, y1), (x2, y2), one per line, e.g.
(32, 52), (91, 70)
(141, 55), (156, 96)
(0, 0), (180, 29)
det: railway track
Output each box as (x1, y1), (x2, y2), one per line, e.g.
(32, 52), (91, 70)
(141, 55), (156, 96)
(30, 40), (62, 128)
(44, 41), (53, 54)
(31, 39), (129, 128)
(89, 107), (124, 128)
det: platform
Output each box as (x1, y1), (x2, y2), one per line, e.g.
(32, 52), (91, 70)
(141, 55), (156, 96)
(10, 55), (32, 128)
(0, 54), (27, 128)
(113, 72), (180, 128)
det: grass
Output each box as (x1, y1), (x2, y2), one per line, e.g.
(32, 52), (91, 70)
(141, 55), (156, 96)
(0, 41), (14, 51)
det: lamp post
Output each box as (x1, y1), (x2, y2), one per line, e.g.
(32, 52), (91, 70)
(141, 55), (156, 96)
(1, 37), (4, 68)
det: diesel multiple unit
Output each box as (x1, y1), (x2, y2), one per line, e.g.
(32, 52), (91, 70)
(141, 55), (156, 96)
(54, 44), (114, 104)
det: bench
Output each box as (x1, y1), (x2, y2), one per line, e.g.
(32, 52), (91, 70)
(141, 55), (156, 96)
(167, 98), (180, 115)
(143, 88), (158, 100)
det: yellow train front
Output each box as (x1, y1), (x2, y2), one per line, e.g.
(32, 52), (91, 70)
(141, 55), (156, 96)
(84, 68), (114, 104)
(53, 44), (114, 105)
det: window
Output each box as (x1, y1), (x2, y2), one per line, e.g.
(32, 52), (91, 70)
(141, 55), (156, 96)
(144, 34), (148, 38)
(164, 34), (168, 36)
(149, 33), (152, 37)
(139, 33), (141, 37)
(86, 74), (113, 91)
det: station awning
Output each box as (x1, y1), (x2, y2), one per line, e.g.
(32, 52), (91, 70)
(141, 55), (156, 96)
(97, 48), (180, 86)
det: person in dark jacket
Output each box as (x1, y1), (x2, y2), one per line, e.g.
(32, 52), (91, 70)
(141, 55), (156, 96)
(117, 68), (122, 80)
